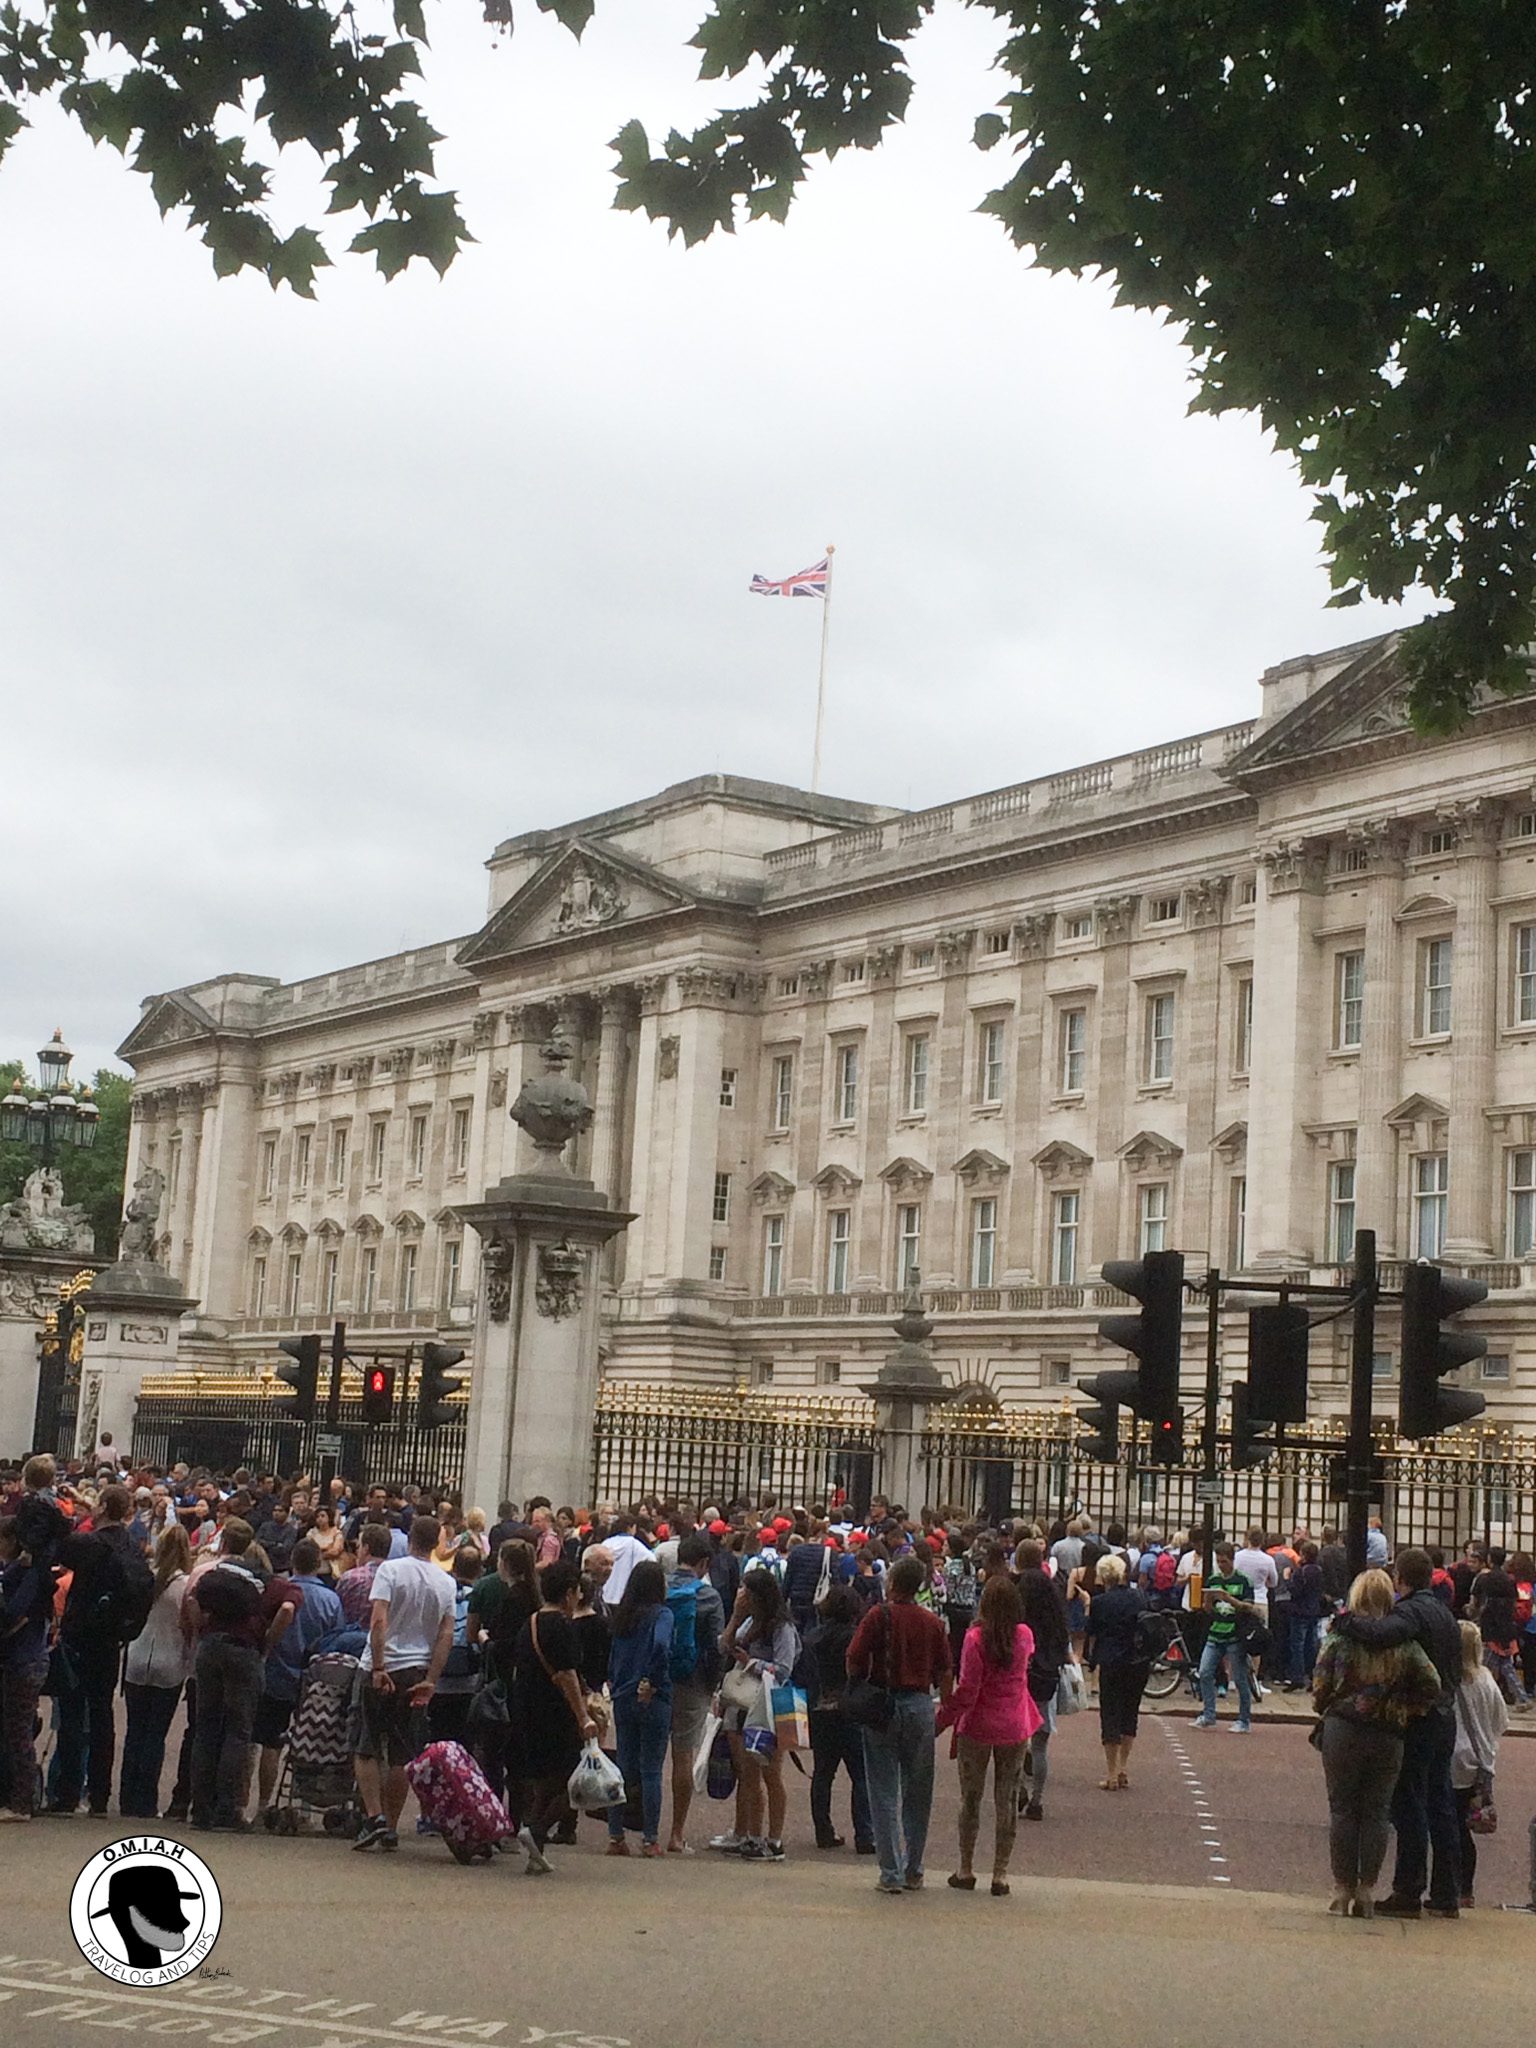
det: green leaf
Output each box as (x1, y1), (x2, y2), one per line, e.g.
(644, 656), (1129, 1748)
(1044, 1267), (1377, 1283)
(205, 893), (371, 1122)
(972, 112), (1006, 152)
(535, 0), (593, 34)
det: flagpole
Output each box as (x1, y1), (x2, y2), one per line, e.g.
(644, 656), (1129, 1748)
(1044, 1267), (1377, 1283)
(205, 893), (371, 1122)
(811, 543), (835, 793)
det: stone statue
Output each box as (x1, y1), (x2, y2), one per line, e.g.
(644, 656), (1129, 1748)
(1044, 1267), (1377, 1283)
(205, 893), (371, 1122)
(555, 859), (626, 934)
(509, 1037), (593, 1172)
(0, 1166), (95, 1255)
(117, 1167), (166, 1262)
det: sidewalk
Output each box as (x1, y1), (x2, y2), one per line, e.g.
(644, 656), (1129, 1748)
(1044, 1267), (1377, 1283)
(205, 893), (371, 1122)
(1142, 1680), (1536, 1734)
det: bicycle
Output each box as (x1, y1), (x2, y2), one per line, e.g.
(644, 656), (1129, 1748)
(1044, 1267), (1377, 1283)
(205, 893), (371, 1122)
(1139, 1608), (1203, 1699)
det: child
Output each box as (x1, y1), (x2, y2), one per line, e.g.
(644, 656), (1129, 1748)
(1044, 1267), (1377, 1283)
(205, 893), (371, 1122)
(1452, 1618), (1508, 1909)
(11, 1457), (67, 1576)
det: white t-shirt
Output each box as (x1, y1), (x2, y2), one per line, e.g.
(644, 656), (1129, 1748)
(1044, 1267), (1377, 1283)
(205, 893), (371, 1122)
(1233, 1548), (1278, 1611)
(1176, 1550), (1201, 1611)
(601, 1532), (655, 1605)
(359, 1554), (455, 1673)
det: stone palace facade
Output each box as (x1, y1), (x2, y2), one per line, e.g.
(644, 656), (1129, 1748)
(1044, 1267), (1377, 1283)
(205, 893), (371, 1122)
(119, 634), (1536, 1424)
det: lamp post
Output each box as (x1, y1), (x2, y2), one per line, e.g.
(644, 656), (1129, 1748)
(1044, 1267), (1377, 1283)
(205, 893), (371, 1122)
(1, 1029), (99, 1162)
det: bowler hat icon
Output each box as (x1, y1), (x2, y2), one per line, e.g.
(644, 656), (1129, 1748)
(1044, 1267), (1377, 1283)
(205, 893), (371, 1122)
(90, 1864), (201, 1968)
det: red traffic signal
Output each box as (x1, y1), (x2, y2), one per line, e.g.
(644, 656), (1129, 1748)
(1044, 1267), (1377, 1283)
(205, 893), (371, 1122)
(361, 1362), (396, 1424)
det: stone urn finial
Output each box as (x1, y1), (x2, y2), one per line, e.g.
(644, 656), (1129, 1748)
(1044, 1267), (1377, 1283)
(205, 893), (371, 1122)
(509, 1033), (594, 1174)
(864, 1271), (947, 1394)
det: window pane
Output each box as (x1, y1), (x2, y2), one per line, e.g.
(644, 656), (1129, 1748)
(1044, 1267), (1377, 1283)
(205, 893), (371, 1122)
(1422, 938), (1452, 1035)
(1413, 1153), (1448, 1258)
(1516, 927), (1536, 1025)
(1336, 952), (1364, 1050)
(1061, 1008), (1086, 1093)
(905, 1036), (929, 1114)
(1052, 1192), (1079, 1285)
(1509, 1150), (1536, 1257)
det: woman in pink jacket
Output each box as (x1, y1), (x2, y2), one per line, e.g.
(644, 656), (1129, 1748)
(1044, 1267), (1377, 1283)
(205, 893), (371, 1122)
(936, 1573), (1042, 1895)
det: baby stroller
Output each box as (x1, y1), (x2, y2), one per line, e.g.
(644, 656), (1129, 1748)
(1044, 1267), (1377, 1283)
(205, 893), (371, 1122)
(263, 1652), (363, 1837)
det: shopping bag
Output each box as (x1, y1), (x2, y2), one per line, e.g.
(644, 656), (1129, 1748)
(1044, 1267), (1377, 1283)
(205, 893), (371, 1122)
(567, 1738), (625, 1813)
(692, 1710), (723, 1795)
(707, 1729), (736, 1800)
(769, 1678), (809, 1751)
(1055, 1661), (1086, 1717)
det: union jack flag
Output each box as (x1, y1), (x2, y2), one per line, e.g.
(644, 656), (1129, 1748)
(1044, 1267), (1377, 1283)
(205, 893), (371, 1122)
(749, 557), (830, 598)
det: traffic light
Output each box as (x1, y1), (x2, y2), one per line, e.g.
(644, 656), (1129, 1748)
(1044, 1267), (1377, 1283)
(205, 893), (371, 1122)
(1098, 1250), (1185, 1461)
(362, 1363), (396, 1425)
(1398, 1262), (1488, 1439)
(1076, 1372), (1131, 1463)
(1247, 1303), (1310, 1424)
(417, 1341), (468, 1427)
(1228, 1379), (1274, 1471)
(1329, 1450), (1387, 1502)
(275, 1334), (321, 1423)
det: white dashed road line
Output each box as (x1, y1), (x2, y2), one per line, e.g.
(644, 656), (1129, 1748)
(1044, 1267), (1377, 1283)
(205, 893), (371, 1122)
(1160, 1720), (1231, 1885)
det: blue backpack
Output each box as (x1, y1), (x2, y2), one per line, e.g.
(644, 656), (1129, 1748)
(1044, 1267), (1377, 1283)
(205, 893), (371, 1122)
(666, 1577), (704, 1684)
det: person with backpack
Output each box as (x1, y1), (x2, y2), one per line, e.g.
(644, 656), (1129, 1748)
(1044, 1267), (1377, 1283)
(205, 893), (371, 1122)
(1508, 1552), (1536, 1704)
(48, 1485), (155, 1816)
(189, 1523), (297, 1832)
(664, 1534), (724, 1853)
(605, 1559), (673, 1856)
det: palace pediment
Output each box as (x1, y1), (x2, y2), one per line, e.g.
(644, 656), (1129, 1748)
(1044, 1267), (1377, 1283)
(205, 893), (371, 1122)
(117, 992), (220, 1061)
(456, 838), (704, 968)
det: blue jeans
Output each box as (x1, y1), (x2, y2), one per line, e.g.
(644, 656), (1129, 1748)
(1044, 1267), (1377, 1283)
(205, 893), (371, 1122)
(1288, 1618), (1321, 1688)
(609, 1692), (671, 1843)
(1389, 1706), (1460, 1910)
(1197, 1638), (1252, 1726)
(861, 1691), (936, 1887)
(120, 1682), (183, 1818)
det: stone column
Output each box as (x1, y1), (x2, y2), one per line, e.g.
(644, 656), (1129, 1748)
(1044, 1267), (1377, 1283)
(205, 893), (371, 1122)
(1247, 842), (1325, 1270)
(926, 928), (977, 1285)
(626, 976), (670, 1288)
(1352, 822), (1408, 1259)
(1006, 914), (1053, 1281)
(591, 987), (636, 1282)
(1445, 801), (1500, 1259)
(790, 962), (834, 1289)
(1090, 895), (1138, 1273)
(1183, 875), (1230, 1252)
(856, 947), (901, 1291)
(460, 1039), (634, 1512)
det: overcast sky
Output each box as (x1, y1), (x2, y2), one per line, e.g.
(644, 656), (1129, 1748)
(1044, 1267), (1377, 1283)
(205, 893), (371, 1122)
(1, 1), (1419, 1082)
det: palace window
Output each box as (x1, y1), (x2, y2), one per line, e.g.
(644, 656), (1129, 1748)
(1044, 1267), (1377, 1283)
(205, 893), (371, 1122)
(259, 1136), (277, 1199)
(250, 1256), (268, 1316)
(975, 1019), (1005, 1106)
(441, 1238), (462, 1308)
(450, 1105), (471, 1176)
(408, 1112), (428, 1179)
(834, 1043), (860, 1123)
(826, 1210), (851, 1293)
(983, 931), (1010, 956)
(896, 1204), (922, 1288)
(909, 946), (935, 970)
(322, 1248), (340, 1315)
(359, 1245), (379, 1312)
(1420, 937), (1453, 1037)
(1148, 894), (1181, 924)
(329, 1123), (351, 1187)
(771, 1054), (795, 1131)
(1062, 914), (1093, 941)
(1335, 952), (1364, 1050)
(763, 1216), (785, 1296)
(970, 1197), (997, 1287)
(292, 1131), (311, 1193)
(720, 1068), (738, 1108)
(1508, 1150), (1536, 1259)
(712, 1172), (732, 1224)
(1050, 1192), (1080, 1285)
(708, 1245), (727, 1282)
(367, 1119), (388, 1183)
(1234, 977), (1254, 1076)
(285, 1252), (303, 1316)
(1059, 1008), (1087, 1095)
(903, 1034), (930, 1116)
(1228, 1176), (1247, 1270)
(1144, 992), (1176, 1084)
(1329, 1160), (1357, 1265)
(399, 1241), (419, 1312)
(1514, 926), (1536, 1026)
(1139, 1182), (1169, 1254)
(841, 961), (866, 984)
(1413, 1153), (1448, 1259)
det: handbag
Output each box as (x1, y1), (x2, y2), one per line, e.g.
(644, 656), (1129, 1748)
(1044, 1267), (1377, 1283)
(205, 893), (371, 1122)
(842, 1606), (895, 1731)
(1468, 1773), (1498, 1835)
(441, 1641), (481, 1681)
(465, 1678), (509, 1738)
(692, 1709), (724, 1794)
(720, 1663), (760, 1717)
(41, 1638), (79, 1700)
(1054, 1660), (1086, 1717)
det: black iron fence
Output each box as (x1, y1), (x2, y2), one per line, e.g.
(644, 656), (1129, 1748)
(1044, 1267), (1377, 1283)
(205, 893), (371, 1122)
(591, 1386), (882, 1514)
(132, 1386), (466, 1495)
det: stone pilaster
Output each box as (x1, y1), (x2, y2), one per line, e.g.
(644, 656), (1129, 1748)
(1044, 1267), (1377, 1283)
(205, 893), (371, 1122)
(790, 962), (834, 1288)
(591, 988), (636, 1280)
(1352, 822), (1409, 1259)
(926, 928), (977, 1285)
(1247, 841), (1326, 1269)
(856, 949), (900, 1290)
(1444, 802), (1500, 1258)
(1090, 895), (1137, 1273)
(1006, 912), (1052, 1281)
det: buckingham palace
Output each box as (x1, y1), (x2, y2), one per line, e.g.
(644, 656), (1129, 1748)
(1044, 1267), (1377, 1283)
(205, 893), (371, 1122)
(116, 632), (1536, 1426)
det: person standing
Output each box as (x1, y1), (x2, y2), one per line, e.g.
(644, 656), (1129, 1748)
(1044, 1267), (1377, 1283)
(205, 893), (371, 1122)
(351, 1516), (455, 1853)
(1014, 1538), (1070, 1822)
(1082, 1553), (1149, 1790)
(189, 1526), (297, 1833)
(664, 1535), (724, 1854)
(1317, 1527), (1351, 1613)
(598, 1514), (654, 1609)
(508, 1560), (600, 1869)
(119, 1524), (195, 1819)
(847, 1555), (952, 1895)
(1451, 1618), (1508, 1909)
(719, 1570), (801, 1862)
(1286, 1540), (1326, 1690)
(804, 1585), (873, 1854)
(1311, 1569), (1441, 1917)
(1193, 1544), (1256, 1733)
(0, 1517), (51, 1821)
(936, 1574), (1039, 1895)
(605, 1560), (673, 1857)
(253, 1537), (342, 1817)
(1331, 1546), (1464, 1917)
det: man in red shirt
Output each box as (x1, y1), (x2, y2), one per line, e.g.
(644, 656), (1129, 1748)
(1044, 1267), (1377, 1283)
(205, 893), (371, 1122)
(847, 1556), (953, 1895)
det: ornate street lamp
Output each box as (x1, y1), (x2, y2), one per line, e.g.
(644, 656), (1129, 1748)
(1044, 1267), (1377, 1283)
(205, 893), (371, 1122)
(3, 1028), (98, 1160)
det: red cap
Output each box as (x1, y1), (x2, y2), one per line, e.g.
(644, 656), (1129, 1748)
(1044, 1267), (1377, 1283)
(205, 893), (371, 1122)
(848, 1529), (867, 1545)
(655, 1524), (670, 1540)
(927, 1532), (945, 1552)
(772, 1516), (792, 1533)
(708, 1519), (729, 1535)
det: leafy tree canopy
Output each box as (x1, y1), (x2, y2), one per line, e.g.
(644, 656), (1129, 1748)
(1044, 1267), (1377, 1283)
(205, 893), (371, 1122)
(5, 0), (1533, 731)
(0, 1064), (132, 1260)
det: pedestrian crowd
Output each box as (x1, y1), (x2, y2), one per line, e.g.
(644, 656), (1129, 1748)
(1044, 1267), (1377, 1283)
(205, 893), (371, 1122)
(0, 1451), (1528, 1909)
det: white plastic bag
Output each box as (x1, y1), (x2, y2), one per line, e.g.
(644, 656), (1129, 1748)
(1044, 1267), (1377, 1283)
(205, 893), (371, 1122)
(1055, 1661), (1086, 1717)
(567, 1738), (625, 1813)
(691, 1710), (723, 1795)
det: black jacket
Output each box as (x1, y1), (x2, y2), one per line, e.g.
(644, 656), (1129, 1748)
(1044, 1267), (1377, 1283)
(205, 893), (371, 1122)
(1333, 1586), (1460, 1706)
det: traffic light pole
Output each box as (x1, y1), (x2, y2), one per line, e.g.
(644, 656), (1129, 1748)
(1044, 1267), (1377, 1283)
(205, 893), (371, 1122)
(1201, 1264), (1221, 1577)
(1346, 1229), (1378, 1582)
(327, 1319), (346, 1430)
